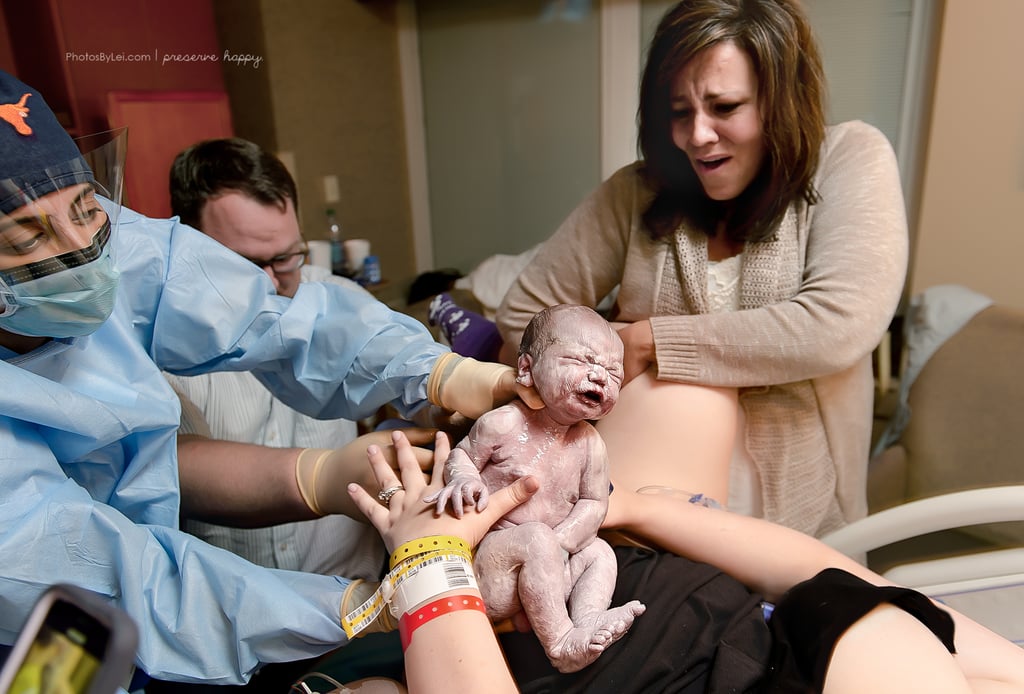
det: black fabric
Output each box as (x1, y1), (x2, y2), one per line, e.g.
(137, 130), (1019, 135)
(305, 553), (956, 694)
(144, 658), (317, 693)
(761, 567), (957, 693)
(502, 546), (773, 694)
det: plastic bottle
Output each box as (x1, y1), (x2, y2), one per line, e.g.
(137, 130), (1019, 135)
(362, 255), (382, 286)
(326, 208), (345, 276)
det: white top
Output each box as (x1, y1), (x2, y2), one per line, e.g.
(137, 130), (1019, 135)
(165, 265), (385, 580)
(707, 254), (764, 517)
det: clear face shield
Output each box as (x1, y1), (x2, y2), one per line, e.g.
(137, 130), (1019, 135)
(0, 128), (127, 338)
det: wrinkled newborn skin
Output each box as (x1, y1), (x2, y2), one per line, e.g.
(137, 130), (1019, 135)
(429, 305), (646, 673)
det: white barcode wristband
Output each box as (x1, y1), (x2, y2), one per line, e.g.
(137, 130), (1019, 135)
(389, 553), (478, 618)
(342, 551), (476, 638)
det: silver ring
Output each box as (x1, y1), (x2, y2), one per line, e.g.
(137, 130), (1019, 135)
(377, 485), (404, 507)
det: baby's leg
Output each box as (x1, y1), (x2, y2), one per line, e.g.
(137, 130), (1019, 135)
(543, 538), (645, 673)
(596, 369), (737, 504)
(477, 525), (641, 674)
(475, 523), (572, 624)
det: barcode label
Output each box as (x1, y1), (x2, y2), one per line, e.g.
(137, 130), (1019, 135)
(342, 552), (477, 638)
(444, 561), (471, 586)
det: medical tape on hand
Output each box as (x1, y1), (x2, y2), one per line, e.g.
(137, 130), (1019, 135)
(341, 550), (475, 638)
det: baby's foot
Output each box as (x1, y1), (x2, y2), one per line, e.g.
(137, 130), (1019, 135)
(547, 601), (646, 673)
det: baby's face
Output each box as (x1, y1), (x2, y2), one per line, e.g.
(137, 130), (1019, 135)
(531, 318), (624, 425)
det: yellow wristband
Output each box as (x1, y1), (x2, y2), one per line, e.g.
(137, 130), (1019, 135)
(390, 535), (472, 570)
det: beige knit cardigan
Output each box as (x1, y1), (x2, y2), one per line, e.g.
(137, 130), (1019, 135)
(497, 121), (908, 536)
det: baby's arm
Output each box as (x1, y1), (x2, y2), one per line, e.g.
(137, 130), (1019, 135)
(427, 406), (520, 517)
(552, 429), (610, 553)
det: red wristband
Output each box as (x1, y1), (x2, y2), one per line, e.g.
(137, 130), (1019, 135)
(399, 594), (487, 650)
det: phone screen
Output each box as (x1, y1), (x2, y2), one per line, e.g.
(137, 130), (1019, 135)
(7, 598), (108, 694)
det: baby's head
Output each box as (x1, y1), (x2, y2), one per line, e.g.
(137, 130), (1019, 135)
(517, 305), (624, 424)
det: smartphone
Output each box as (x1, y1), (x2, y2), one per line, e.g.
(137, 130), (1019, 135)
(0, 584), (138, 694)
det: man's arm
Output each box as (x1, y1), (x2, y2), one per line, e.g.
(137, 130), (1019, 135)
(178, 431), (437, 525)
(176, 436), (314, 526)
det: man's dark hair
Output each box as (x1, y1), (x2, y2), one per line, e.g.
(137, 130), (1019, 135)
(169, 137), (298, 229)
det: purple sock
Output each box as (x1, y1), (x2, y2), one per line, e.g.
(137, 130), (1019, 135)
(428, 292), (503, 362)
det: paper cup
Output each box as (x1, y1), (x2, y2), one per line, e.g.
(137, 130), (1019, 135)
(307, 240), (332, 271)
(344, 239), (371, 276)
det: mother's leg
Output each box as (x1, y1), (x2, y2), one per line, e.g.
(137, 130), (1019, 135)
(940, 607), (1024, 693)
(824, 605), (972, 694)
(596, 369), (738, 504)
(827, 604), (1024, 693)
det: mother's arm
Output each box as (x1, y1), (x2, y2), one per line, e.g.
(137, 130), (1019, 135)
(604, 485), (876, 601)
(602, 485), (1024, 690)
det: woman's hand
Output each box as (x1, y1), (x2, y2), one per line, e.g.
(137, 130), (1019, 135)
(348, 429), (539, 552)
(615, 320), (655, 385)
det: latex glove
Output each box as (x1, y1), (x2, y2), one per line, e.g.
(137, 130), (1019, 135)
(426, 353), (517, 419)
(428, 354), (548, 419)
(340, 578), (397, 635)
(295, 428), (436, 518)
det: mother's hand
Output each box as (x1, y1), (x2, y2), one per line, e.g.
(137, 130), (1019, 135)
(614, 320), (655, 385)
(348, 429), (539, 552)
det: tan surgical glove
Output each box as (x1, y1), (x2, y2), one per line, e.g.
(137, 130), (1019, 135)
(295, 429), (435, 518)
(426, 353), (517, 419)
(340, 579), (397, 636)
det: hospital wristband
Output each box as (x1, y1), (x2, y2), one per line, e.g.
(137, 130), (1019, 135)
(399, 594), (487, 650)
(388, 551), (477, 617)
(390, 535), (472, 570)
(342, 551), (475, 638)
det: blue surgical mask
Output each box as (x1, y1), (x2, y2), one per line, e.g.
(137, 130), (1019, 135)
(0, 223), (120, 339)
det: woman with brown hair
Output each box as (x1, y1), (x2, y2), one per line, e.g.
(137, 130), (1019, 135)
(498, 0), (907, 539)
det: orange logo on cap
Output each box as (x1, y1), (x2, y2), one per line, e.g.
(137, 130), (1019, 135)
(0, 93), (32, 135)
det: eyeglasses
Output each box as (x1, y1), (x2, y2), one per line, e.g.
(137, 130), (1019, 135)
(244, 243), (308, 274)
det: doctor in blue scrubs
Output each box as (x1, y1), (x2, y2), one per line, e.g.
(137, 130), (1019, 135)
(0, 69), (515, 685)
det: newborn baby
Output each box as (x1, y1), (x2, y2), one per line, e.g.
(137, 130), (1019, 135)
(429, 304), (645, 673)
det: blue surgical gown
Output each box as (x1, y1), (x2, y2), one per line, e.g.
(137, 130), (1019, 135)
(0, 204), (447, 683)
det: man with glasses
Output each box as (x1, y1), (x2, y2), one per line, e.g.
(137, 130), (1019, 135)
(155, 138), (428, 691)
(169, 138), (313, 300)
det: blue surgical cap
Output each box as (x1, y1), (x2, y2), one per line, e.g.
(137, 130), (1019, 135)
(0, 69), (95, 214)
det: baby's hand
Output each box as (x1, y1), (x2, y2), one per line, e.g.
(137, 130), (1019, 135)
(425, 477), (490, 518)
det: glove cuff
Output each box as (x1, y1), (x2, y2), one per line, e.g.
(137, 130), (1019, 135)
(341, 579), (397, 636)
(426, 351), (460, 409)
(295, 448), (332, 517)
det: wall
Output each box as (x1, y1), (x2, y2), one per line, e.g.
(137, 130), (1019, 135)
(911, 0), (1024, 308)
(417, 1), (601, 273)
(215, 0), (416, 285)
(0, 0), (224, 135)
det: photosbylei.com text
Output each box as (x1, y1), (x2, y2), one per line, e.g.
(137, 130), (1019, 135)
(65, 50), (263, 69)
